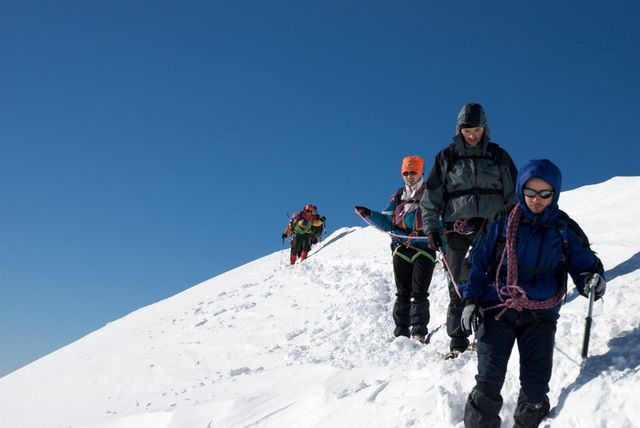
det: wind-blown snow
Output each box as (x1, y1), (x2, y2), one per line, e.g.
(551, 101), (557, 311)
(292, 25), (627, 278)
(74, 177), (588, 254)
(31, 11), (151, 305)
(1, 177), (639, 428)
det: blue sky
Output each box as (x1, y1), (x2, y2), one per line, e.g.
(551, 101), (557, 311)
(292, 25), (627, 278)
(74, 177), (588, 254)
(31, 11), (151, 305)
(1, 1), (638, 376)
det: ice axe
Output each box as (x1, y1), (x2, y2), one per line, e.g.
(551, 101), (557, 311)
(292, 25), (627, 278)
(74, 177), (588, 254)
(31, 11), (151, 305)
(581, 275), (598, 359)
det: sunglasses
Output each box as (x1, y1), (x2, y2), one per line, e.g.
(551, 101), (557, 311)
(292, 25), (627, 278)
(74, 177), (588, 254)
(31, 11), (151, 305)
(402, 171), (418, 177)
(523, 188), (554, 199)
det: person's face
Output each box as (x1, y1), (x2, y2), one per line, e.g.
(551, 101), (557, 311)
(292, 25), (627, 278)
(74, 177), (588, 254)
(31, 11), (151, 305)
(523, 178), (554, 214)
(402, 171), (420, 186)
(460, 127), (485, 147)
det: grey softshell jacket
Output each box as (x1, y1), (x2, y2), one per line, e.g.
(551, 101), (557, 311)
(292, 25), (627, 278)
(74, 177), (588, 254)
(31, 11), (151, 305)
(420, 106), (518, 233)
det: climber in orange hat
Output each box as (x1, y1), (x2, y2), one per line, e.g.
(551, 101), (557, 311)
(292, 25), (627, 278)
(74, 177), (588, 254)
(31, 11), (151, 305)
(356, 155), (436, 343)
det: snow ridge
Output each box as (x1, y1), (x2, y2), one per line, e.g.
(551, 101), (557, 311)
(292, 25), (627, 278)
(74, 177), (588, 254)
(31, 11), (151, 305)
(1, 178), (640, 427)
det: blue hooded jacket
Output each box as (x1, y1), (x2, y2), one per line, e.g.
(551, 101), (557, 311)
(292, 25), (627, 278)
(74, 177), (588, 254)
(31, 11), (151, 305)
(460, 159), (603, 314)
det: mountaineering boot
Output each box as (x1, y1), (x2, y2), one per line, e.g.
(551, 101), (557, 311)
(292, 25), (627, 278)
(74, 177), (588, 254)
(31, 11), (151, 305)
(445, 340), (475, 359)
(464, 385), (503, 428)
(444, 350), (460, 360)
(300, 250), (308, 261)
(513, 396), (550, 428)
(412, 334), (427, 344)
(450, 336), (470, 354)
(411, 325), (428, 344)
(290, 255), (297, 265)
(394, 326), (410, 338)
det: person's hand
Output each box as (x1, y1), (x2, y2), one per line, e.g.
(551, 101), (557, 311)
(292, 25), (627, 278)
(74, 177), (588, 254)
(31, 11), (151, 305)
(355, 206), (372, 217)
(281, 233), (288, 240)
(426, 231), (442, 251)
(581, 272), (606, 301)
(461, 299), (482, 335)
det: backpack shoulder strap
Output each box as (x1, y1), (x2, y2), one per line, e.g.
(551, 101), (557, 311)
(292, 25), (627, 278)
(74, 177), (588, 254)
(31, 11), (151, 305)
(441, 143), (458, 181)
(555, 212), (571, 266)
(485, 142), (499, 160)
(559, 210), (591, 247)
(392, 187), (404, 206)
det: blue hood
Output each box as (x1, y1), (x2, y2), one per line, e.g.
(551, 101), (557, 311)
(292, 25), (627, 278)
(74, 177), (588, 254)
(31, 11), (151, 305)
(516, 159), (562, 222)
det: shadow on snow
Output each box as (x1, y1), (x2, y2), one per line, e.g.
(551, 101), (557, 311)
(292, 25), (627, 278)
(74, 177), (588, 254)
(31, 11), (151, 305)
(306, 228), (359, 259)
(551, 326), (640, 417)
(564, 250), (640, 304)
(604, 250), (640, 282)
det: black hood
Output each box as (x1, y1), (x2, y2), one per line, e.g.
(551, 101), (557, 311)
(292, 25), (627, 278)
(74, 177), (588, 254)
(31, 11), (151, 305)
(455, 103), (490, 138)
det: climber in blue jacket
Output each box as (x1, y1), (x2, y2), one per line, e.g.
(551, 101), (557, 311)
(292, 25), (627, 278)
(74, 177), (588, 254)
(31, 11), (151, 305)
(459, 159), (606, 428)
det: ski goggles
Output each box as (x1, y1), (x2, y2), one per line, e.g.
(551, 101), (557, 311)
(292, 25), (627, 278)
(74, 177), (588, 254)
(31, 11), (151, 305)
(523, 188), (554, 199)
(402, 171), (418, 177)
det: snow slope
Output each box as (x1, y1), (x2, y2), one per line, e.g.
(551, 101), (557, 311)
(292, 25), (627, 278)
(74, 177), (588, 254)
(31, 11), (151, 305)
(1, 177), (639, 428)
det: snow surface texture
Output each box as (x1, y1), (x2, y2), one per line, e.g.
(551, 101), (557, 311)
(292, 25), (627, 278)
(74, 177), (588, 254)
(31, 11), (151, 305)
(1, 177), (639, 428)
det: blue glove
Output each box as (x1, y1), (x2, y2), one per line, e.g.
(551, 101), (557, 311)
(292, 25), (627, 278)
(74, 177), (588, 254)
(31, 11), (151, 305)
(581, 272), (606, 301)
(461, 299), (482, 335)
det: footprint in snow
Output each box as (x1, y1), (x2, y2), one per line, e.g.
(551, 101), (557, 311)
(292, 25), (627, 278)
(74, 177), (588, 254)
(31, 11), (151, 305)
(229, 367), (251, 376)
(234, 302), (256, 312)
(193, 319), (208, 327)
(285, 328), (307, 340)
(241, 282), (257, 289)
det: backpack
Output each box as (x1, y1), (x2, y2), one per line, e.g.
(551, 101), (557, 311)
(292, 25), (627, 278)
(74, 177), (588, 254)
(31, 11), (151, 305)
(289, 211), (316, 235)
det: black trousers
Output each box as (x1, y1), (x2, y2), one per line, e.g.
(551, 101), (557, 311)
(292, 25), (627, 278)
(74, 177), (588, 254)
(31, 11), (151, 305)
(392, 244), (436, 337)
(476, 310), (556, 403)
(464, 310), (556, 428)
(444, 230), (478, 350)
(290, 233), (312, 257)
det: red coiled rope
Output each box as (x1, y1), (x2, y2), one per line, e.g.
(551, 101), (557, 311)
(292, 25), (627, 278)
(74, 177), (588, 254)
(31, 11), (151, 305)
(489, 204), (566, 320)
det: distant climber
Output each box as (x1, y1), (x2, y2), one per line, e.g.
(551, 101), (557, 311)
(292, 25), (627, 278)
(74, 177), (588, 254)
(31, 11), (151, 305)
(282, 204), (325, 265)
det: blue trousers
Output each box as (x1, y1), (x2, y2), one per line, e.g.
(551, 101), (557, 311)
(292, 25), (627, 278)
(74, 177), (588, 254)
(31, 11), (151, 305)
(475, 309), (557, 404)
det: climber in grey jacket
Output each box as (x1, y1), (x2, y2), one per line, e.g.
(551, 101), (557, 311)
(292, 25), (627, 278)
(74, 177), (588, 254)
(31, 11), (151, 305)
(420, 103), (518, 358)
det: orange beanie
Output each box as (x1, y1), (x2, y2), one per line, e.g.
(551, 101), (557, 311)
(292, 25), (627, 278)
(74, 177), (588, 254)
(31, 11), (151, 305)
(401, 156), (424, 176)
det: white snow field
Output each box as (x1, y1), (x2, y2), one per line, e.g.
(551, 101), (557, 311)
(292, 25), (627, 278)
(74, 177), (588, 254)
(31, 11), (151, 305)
(1, 177), (639, 428)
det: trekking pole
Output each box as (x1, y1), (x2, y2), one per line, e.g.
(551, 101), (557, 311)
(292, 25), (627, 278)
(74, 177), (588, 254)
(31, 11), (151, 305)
(581, 276), (597, 359)
(280, 239), (284, 267)
(437, 251), (462, 300)
(280, 234), (289, 267)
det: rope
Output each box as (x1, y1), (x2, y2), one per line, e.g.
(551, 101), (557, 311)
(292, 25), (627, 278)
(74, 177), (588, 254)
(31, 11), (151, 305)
(452, 219), (476, 235)
(488, 205), (567, 319)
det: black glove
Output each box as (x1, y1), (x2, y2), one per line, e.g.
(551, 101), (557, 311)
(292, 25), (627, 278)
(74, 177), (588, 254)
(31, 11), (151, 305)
(426, 231), (442, 251)
(355, 206), (372, 217)
(281, 233), (288, 240)
(461, 299), (482, 335)
(320, 216), (326, 222)
(581, 272), (606, 301)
